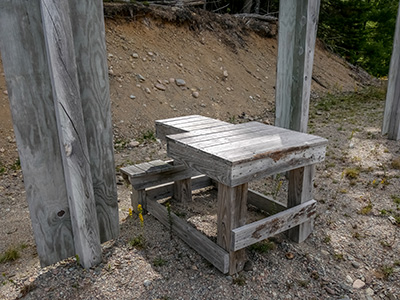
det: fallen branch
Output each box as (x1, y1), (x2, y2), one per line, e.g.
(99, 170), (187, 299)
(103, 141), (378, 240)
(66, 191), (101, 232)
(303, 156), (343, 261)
(234, 13), (278, 23)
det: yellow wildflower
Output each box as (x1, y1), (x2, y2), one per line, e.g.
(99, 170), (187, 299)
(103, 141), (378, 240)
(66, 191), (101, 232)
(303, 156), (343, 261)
(128, 208), (133, 217)
(372, 179), (376, 185)
(139, 213), (144, 226)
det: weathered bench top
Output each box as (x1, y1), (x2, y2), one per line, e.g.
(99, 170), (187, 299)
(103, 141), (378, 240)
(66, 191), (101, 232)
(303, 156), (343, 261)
(166, 121), (328, 187)
(156, 115), (232, 141)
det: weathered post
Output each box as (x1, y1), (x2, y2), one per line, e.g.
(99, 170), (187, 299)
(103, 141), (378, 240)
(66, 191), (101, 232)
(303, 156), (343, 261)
(0, 0), (118, 268)
(69, 1), (119, 242)
(0, 0), (75, 266)
(382, 1), (400, 140)
(275, 0), (321, 243)
(40, 0), (102, 268)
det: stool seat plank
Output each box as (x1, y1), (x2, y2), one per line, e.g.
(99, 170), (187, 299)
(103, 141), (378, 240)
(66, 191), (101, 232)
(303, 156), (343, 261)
(167, 122), (327, 187)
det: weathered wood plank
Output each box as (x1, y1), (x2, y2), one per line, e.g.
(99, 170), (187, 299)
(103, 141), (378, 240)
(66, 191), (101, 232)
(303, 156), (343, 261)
(247, 189), (286, 215)
(275, 0), (320, 133)
(173, 178), (193, 202)
(41, 0), (101, 268)
(168, 122), (265, 143)
(217, 183), (248, 274)
(147, 199), (229, 274)
(69, 0), (119, 243)
(231, 200), (317, 251)
(181, 125), (278, 149)
(382, 0), (400, 140)
(156, 115), (230, 141)
(0, 0), (74, 267)
(230, 146), (325, 187)
(120, 161), (201, 190)
(145, 175), (213, 201)
(287, 165), (315, 243)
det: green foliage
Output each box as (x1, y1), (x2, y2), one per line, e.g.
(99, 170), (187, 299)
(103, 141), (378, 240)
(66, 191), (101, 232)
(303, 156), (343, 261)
(153, 257), (167, 267)
(0, 247), (20, 263)
(249, 240), (276, 253)
(129, 234), (146, 249)
(319, 0), (398, 77)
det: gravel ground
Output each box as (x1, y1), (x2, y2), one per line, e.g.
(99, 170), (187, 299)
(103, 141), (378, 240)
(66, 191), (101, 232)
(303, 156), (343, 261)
(1, 87), (400, 300)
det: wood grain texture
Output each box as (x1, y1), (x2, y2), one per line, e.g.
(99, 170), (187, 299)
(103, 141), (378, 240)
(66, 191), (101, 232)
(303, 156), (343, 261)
(147, 199), (229, 274)
(173, 178), (192, 202)
(247, 189), (286, 215)
(217, 183), (248, 274)
(41, 0), (101, 268)
(275, 0), (320, 133)
(287, 165), (315, 243)
(120, 160), (200, 190)
(145, 175), (213, 201)
(232, 200), (317, 251)
(382, 1), (400, 140)
(156, 115), (229, 141)
(0, 0), (74, 267)
(69, 0), (119, 242)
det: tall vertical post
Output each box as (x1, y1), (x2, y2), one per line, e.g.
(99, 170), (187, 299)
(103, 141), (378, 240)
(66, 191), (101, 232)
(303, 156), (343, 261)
(0, 0), (75, 266)
(40, 0), (102, 268)
(0, 0), (118, 268)
(69, 1), (119, 242)
(275, 0), (320, 243)
(275, 0), (320, 132)
(382, 1), (400, 140)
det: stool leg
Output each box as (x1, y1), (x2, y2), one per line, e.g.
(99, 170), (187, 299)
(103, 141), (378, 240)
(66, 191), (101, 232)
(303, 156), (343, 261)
(173, 178), (192, 202)
(287, 165), (315, 243)
(131, 188), (147, 212)
(217, 182), (248, 275)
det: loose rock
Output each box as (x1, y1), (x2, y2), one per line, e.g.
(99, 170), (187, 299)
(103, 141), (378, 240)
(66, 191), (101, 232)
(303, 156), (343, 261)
(155, 83), (166, 91)
(353, 279), (365, 289)
(175, 79), (186, 86)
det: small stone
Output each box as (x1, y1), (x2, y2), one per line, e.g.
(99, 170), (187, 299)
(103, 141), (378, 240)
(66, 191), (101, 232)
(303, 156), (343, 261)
(325, 287), (336, 295)
(169, 78), (175, 83)
(353, 279), (365, 289)
(345, 275), (353, 284)
(226, 87), (232, 91)
(175, 79), (186, 86)
(155, 83), (166, 91)
(132, 53), (139, 58)
(192, 91), (199, 98)
(366, 288), (374, 296)
(108, 69), (114, 75)
(223, 70), (228, 77)
(108, 53), (113, 58)
(147, 51), (154, 56)
(352, 261), (360, 268)
(143, 279), (151, 287)
(145, 87), (151, 94)
(3, 90), (8, 95)
(130, 95), (136, 99)
(128, 141), (139, 148)
(388, 216), (396, 224)
(0, 148), (4, 153)
(136, 74), (145, 82)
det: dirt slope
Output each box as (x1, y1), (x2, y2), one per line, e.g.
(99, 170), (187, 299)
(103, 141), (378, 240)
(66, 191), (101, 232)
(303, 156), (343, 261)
(0, 5), (375, 166)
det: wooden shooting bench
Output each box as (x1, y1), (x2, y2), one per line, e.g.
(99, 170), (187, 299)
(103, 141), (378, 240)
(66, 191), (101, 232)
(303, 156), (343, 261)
(121, 115), (327, 275)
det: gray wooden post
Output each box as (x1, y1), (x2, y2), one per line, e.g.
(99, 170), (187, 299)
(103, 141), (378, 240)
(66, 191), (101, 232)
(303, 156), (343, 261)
(69, 1), (119, 242)
(275, 0), (320, 132)
(382, 1), (400, 140)
(40, 0), (102, 268)
(275, 0), (320, 243)
(0, 0), (118, 268)
(0, 0), (75, 267)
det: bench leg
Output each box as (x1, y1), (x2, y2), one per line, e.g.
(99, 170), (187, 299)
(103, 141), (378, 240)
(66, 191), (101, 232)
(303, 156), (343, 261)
(287, 165), (315, 243)
(131, 188), (147, 212)
(217, 182), (248, 275)
(173, 178), (192, 202)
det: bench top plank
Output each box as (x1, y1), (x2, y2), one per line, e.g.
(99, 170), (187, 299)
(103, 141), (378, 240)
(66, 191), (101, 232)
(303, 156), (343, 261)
(166, 120), (328, 186)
